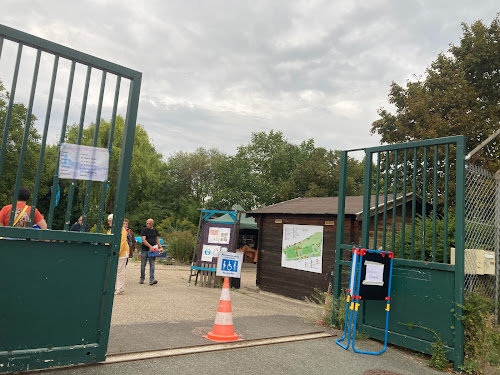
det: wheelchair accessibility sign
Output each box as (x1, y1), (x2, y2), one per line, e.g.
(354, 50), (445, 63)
(216, 252), (243, 278)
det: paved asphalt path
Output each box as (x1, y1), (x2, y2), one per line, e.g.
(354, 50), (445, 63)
(32, 262), (445, 375)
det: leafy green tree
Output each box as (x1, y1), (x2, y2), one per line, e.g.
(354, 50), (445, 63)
(371, 15), (500, 172)
(167, 148), (227, 206)
(233, 130), (315, 206)
(208, 152), (257, 210)
(0, 80), (41, 205)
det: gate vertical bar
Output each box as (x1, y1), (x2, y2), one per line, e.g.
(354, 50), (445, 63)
(443, 145), (450, 262)
(9, 49), (41, 226)
(373, 154), (381, 249)
(421, 146), (428, 260)
(361, 150), (373, 249)
(48, 60), (76, 229)
(432, 146), (438, 262)
(30, 55), (59, 224)
(400, 149), (408, 258)
(382, 152), (389, 250)
(0, 43), (22, 185)
(81, 71), (106, 231)
(64, 65), (92, 230)
(453, 136), (466, 371)
(391, 150), (398, 252)
(334, 150), (348, 303)
(96, 77), (120, 233)
(411, 148), (417, 259)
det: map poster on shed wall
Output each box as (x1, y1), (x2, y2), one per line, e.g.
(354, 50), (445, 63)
(281, 224), (323, 273)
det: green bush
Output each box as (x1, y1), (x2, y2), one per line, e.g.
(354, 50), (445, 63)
(166, 230), (195, 263)
(460, 292), (500, 374)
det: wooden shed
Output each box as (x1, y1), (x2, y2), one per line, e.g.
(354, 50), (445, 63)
(247, 194), (420, 300)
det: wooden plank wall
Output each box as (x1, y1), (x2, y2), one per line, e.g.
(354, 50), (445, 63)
(254, 213), (357, 300)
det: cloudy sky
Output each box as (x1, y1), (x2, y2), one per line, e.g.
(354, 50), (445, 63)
(0, 1), (498, 158)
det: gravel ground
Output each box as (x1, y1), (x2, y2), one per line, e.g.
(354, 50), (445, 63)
(110, 261), (318, 325)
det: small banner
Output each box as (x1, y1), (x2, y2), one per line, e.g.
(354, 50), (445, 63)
(59, 143), (109, 182)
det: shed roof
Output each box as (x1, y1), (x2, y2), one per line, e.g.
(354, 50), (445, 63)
(247, 194), (411, 220)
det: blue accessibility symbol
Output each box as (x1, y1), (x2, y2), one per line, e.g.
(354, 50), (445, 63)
(221, 259), (238, 272)
(61, 153), (74, 167)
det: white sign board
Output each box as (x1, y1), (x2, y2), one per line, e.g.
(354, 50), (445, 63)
(201, 245), (221, 262)
(362, 260), (385, 286)
(216, 252), (243, 278)
(281, 224), (323, 273)
(207, 227), (231, 244)
(59, 143), (109, 182)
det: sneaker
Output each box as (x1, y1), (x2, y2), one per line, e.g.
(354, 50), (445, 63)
(139, 279), (144, 284)
(115, 289), (124, 295)
(149, 279), (158, 285)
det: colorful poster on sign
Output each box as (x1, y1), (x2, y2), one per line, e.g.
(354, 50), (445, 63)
(59, 143), (109, 182)
(207, 227), (231, 244)
(281, 224), (323, 273)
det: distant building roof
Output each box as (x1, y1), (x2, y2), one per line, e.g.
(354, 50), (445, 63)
(247, 194), (412, 220)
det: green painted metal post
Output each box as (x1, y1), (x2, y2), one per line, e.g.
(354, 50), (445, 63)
(453, 136), (466, 371)
(361, 150), (373, 249)
(333, 151), (348, 304)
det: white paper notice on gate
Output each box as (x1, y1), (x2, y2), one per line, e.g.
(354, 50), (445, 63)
(59, 143), (109, 182)
(362, 261), (384, 286)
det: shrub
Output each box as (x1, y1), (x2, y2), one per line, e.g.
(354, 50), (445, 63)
(166, 230), (195, 263)
(460, 292), (500, 374)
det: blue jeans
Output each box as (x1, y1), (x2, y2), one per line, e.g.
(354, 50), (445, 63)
(140, 250), (155, 281)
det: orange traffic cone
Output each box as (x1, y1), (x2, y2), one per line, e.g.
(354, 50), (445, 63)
(204, 278), (239, 341)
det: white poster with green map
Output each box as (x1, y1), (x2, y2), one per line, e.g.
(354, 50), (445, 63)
(281, 224), (323, 273)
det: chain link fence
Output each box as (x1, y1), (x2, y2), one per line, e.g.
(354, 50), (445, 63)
(465, 163), (499, 322)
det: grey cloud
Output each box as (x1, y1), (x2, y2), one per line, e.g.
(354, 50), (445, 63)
(1, 0), (498, 158)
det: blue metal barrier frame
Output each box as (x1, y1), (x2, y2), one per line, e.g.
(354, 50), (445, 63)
(336, 247), (394, 355)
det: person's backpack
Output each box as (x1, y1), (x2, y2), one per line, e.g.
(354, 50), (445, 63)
(13, 206), (30, 228)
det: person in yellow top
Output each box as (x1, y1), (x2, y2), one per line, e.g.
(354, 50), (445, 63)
(107, 214), (129, 295)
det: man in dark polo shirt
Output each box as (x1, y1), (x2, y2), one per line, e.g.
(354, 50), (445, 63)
(140, 218), (163, 285)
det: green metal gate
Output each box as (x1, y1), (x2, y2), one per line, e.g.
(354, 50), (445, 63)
(334, 136), (466, 370)
(0, 25), (141, 372)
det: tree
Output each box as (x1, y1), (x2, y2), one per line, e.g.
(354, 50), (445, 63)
(167, 148), (227, 207)
(0, 80), (41, 205)
(233, 130), (315, 206)
(371, 15), (500, 171)
(280, 148), (366, 200)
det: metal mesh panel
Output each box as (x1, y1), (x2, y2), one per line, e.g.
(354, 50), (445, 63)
(465, 163), (499, 321)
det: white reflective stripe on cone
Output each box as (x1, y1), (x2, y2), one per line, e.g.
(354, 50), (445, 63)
(214, 312), (233, 325)
(220, 288), (231, 301)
